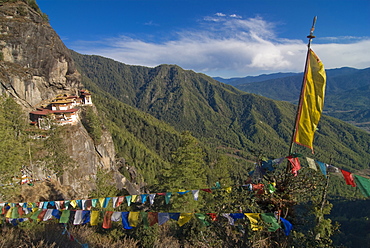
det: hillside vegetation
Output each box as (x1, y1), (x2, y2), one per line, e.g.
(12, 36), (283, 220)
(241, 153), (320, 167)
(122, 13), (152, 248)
(71, 51), (370, 173)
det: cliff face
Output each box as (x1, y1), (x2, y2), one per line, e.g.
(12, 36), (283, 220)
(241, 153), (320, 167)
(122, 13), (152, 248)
(0, 1), (125, 198)
(0, 1), (80, 108)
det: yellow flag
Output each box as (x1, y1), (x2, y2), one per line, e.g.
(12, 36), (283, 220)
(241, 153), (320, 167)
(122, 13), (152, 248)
(5, 207), (13, 218)
(224, 186), (232, 193)
(128, 211), (140, 227)
(98, 198), (105, 208)
(245, 213), (263, 231)
(178, 213), (193, 227)
(70, 200), (77, 208)
(90, 211), (99, 226)
(294, 49), (326, 152)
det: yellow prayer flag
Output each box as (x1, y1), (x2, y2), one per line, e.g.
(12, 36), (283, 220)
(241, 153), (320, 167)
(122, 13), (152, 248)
(98, 198), (105, 208)
(131, 195), (138, 203)
(70, 200), (77, 208)
(294, 49), (326, 152)
(5, 207), (13, 218)
(128, 211), (140, 227)
(224, 186), (232, 193)
(90, 211), (99, 226)
(178, 213), (193, 227)
(245, 213), (263, 231)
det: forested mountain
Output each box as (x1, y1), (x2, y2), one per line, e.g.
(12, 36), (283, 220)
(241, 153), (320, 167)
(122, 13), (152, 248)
(71, 52), (370, 172)
(226, 67), (370, 131)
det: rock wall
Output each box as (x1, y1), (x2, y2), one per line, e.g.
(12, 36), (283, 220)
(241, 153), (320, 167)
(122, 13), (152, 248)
(0, 1), (128, 199)
(0, 1), (80, 108)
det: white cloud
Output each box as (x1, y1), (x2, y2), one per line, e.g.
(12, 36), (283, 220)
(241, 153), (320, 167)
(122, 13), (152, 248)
(229, 14), (242, 18)
(215, 12), (226, 17)
(72, 15), (370, 78)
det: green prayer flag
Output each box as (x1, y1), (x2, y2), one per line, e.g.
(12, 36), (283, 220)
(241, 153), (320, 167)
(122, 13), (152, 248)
(11, 207), (19, 219)
(195, 213), (210, 226)
(261, 213), (280, 232)
(30, 209), (42, 220)
(354, 175), (370, 198)
(141, 212), (149, 229)
(59, 210), (70, 223)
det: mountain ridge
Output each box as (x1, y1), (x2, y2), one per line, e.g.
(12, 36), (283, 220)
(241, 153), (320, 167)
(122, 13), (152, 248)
(71, 51), (370, 172)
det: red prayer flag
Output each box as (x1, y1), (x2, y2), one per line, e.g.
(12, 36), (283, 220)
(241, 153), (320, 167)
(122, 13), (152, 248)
(287, 156), (301, 176)
(148, 212), (158, 226)
(207, 213), (217, 221)
(200, 189), (212, 193)
(102, 211), (113, 229)
(37, 209), (47, 221)
(252, 183), (265, 195)
(116, 196), (124, 207)
(18, 206), (25, 217)
(340, 169), (356, 187)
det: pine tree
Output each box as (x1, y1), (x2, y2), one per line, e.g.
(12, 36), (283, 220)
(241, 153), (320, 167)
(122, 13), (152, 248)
(161, 131), (207, 212)
(0, 96), (27, 200)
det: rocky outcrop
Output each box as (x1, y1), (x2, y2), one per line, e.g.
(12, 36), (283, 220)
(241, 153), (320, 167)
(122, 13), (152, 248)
(0, 1), (128, 199)
(0, 1), (81, 108)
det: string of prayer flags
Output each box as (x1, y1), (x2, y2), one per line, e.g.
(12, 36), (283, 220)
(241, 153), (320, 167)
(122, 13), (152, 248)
(2, 208), (290, 235)
(353, 175), (370, 198)
(340, 169), (356, 187)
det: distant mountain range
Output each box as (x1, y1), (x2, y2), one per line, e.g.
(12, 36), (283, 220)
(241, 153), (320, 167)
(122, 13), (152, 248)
(214, 67), (370, 132)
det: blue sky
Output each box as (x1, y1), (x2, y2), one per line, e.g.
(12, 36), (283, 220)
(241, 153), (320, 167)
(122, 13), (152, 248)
(37, 0), (370, 78)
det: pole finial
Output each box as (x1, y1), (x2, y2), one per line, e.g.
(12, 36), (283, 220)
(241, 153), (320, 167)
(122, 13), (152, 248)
(307, 16), (317, 39)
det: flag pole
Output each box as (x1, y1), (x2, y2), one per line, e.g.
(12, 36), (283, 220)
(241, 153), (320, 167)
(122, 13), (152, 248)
(286, 16), (317, 173)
